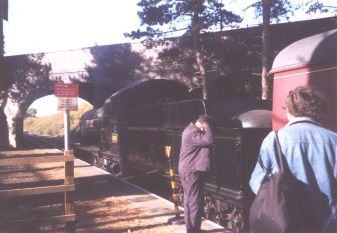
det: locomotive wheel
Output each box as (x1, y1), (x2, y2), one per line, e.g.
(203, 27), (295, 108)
(109, 162), (121, 175)
(204, 207), (217, 221)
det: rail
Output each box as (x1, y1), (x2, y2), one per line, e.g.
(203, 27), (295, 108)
(0, 149), (75, 233)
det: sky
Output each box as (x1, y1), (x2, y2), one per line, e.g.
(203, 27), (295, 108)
(4, 0), (142, 117)
(4, 0), (337, 117)
(4, 0), (337, 56)
(3, 0), (141, 56)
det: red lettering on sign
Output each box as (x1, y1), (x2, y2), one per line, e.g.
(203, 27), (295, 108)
(54, 83), (79, 97)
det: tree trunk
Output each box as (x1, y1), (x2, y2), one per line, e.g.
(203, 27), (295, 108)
(192, 6), (209, 101)
(0, 18), (8, 149)
(261, 0), (272, 100)
(196, 51), (208, 100)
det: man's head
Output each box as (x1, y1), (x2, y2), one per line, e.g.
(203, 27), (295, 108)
(195, 115), (214, 131)
(285, 86), (326, 122)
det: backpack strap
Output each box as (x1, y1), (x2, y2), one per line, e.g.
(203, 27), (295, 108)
(274, 131), (285, 172)
(289, 120), (321, 127)
(275, 120), (321, 172)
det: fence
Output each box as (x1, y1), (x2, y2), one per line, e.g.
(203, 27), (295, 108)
(0, 149), (75, 232)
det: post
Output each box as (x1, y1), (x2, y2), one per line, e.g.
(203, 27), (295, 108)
(54, 82), (77, 232)
(64, 110), (70, 151)
(64, 150), (75, 232)
(165, 145), (184, 225)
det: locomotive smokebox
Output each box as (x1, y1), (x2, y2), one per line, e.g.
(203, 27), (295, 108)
(270, 29), (337, 131)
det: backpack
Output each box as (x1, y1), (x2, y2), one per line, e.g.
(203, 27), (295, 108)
(249, 131), (317, 233)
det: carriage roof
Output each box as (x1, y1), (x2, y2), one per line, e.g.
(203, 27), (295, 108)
(270, 29), (337, 74)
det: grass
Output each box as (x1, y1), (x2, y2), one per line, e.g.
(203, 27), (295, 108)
(24, 103), (93, 137)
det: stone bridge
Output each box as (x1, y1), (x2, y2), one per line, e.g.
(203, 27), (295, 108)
(1, 42), (179, 148)
(1, 16), (336, 148)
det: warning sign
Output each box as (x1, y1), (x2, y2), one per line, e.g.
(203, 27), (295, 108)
(54, 83), (79, 97)
(57, 97), (78, 111)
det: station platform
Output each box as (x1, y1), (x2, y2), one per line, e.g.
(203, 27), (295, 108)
(91, 163), (225, 233)
(0, 149), (225, 232)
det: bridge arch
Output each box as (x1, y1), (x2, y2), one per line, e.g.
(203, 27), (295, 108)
(5, 82), (100, 148)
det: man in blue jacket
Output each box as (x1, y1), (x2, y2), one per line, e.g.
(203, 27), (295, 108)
(179, 115), (214, 233)
(250, 86), (337, 232)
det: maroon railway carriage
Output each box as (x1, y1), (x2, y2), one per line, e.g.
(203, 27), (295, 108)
(270, 29), (337, 130)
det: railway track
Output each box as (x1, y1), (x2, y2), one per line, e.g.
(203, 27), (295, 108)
(72, 144), (173, 200)
(24, 133), (64, 150)
(24, 134), (173, 200)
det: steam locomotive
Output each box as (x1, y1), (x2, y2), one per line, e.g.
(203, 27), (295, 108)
(78, 28), (337, 232)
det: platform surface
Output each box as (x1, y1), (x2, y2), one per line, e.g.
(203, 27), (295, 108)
(0, 149), (225, 232)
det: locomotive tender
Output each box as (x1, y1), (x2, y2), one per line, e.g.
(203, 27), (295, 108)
(78, 29), (337, 232)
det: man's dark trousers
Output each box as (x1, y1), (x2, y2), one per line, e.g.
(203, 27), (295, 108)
(180, 170), (206, 233)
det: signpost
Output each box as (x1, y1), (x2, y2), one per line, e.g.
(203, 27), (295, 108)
(54, 82), (78, 232)
(54, 82), (79, 151)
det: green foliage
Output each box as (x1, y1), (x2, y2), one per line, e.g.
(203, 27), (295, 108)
(306, 1), (337, 14)
(126, 0), (243, 100)
(249, 0), (337, 24)
(24, 102), (92, 137)
(245, 0), (337, 99)
(26, 108), (37, 118)
(5, 53), (52, 104)
(85, 44), (145, 105)
(249, 0), (293, 22)
(126, 0), (242, 42)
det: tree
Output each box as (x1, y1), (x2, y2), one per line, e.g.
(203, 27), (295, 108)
(85, 44), (145, 106)
(246, 0), (294, 99)
(26, 108), (37, 118)
(126, 0), (242, 101)
(248, 0), (337, 99)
